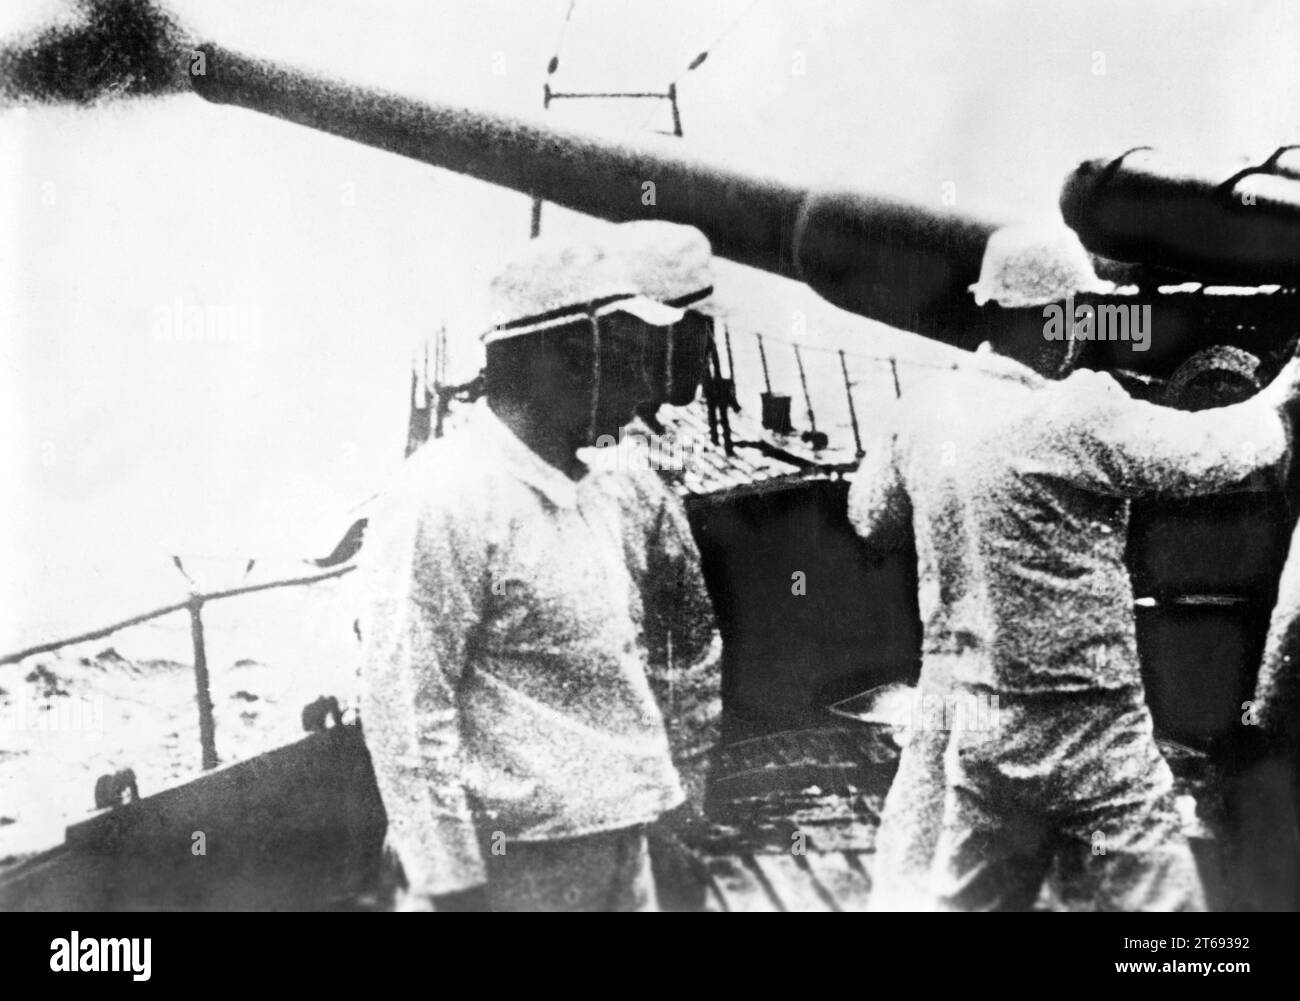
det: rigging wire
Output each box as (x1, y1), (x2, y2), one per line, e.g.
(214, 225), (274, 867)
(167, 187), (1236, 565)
(546, 0), (578, 76)
(543, 0), (765, 133)
(633, 0), (765, 131)
(680, 0), (763, 77)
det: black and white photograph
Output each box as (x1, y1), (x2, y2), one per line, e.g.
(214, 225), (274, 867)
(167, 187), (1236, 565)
(1, 0), (1299, 946)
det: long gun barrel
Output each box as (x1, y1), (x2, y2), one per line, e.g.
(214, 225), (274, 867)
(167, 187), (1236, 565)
(1061, 147), (1300, 284)
(189, 42), (1001, 348)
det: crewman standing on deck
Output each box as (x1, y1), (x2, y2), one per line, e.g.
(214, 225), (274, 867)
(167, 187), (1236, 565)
(359, 230), (719, 912)
(851, 222), (1300, 910)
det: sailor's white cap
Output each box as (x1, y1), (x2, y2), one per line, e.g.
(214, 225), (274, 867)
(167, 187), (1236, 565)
(969, 221), (1115, 308)
(612, 220), (716, 313)
(483, 234), (681, 344)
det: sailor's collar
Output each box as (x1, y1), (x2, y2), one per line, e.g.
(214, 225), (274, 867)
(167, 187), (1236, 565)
(468, 398), (582, 509)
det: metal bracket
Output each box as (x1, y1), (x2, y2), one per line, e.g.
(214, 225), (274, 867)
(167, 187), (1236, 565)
(93, 768), (139, 810)
(301, 695), (343, 733)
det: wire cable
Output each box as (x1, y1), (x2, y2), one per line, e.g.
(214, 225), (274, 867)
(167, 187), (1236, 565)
(633, 0), (764, 132)
(680, 0), (763, 77)
(547, 0), (578, 76)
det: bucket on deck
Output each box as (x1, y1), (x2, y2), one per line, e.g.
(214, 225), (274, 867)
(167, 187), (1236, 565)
(760, 392), (794, 434)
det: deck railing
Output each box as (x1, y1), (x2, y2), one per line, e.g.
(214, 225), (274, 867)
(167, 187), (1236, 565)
(0, 564), (355, 770)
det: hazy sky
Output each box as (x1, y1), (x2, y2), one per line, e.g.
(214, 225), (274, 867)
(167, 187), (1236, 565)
(2, 0), (1299, 650)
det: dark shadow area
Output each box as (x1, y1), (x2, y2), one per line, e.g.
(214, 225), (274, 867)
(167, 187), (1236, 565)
(685, 478), (921, 743)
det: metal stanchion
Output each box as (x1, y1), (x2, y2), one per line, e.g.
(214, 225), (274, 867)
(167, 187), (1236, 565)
(187, 595), (219, 771)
